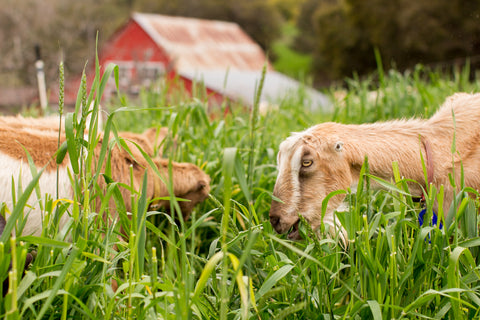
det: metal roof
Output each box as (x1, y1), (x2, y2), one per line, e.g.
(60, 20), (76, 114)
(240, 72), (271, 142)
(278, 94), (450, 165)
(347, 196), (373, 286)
(131, 13), (331, 111)
(132, 13), (269, 73)
(180, 69), (332, 111)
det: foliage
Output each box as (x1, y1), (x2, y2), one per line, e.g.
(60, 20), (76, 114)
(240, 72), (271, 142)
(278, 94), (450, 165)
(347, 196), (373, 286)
(271, 23), (313, 80)
(0, 0), (129, 86)
(2, 61), (480, 319)
(296, 0), (480, 81)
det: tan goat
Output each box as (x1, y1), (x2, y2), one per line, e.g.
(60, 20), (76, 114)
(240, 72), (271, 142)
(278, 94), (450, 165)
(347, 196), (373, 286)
(0, 121), (210, 237)
(270, 93), (480, 243)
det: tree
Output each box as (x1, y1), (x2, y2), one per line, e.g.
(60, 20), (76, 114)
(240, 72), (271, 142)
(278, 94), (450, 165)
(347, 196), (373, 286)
(294, 0), (320, 54)
(0, 0), (130, 87)
(296, 0), (480, 81)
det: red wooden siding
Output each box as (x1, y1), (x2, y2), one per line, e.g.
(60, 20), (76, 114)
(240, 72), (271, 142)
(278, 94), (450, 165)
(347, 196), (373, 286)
(100, 19), (170, 65)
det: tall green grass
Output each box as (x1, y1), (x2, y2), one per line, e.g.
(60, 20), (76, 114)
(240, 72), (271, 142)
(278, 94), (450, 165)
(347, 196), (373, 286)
(1, 62), (480, 319)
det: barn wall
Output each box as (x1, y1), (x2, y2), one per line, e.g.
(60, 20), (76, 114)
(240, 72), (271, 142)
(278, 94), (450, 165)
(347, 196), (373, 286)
(60, 17), (232, 108)
(100, 19), (170, 65)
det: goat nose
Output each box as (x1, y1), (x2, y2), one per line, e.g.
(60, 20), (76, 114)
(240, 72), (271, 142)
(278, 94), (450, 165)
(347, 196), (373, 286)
(197, 181), (207, 190)
(270, 216), (280, 229)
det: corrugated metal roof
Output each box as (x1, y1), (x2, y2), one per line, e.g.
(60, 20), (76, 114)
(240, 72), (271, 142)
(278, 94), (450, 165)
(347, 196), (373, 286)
(133, 13), (269, 73)
(180, 69), (332, 111)
(131, 13), (331, 111)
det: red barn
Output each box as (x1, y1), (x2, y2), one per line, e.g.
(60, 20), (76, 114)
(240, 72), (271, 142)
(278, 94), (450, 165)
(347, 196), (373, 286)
(65, 13), (330, 111)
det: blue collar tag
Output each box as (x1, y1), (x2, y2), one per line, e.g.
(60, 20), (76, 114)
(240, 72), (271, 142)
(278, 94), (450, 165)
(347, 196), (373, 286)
(418, 209), (443, 229)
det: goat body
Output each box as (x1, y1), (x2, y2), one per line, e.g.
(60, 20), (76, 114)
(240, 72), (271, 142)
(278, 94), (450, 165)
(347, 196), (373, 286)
(269, 93), (480, 242)
(0, 119), (210, 237)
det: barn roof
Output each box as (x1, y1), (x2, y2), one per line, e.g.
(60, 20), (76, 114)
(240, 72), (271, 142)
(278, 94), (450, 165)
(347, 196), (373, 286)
(181, 69), (331, 111)
(127, 13), (331, 111)
(132, 13), (269, 73)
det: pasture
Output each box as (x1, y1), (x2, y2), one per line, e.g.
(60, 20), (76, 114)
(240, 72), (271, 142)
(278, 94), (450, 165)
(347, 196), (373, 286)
(1, 62), (480, 319)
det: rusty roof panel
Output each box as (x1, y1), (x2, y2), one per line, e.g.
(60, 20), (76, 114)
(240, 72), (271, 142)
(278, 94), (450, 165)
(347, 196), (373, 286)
(133, 13), (270, 72)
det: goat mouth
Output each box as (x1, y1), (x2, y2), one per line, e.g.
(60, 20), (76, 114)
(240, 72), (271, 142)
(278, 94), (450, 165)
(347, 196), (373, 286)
(287, 220), (301, 240)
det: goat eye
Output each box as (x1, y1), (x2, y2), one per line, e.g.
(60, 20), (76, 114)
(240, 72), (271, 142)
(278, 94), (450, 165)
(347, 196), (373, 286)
(302, 160), (313, 167)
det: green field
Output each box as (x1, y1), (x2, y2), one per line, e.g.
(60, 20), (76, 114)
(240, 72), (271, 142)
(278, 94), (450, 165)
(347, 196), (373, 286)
(1, 62), (480, 319)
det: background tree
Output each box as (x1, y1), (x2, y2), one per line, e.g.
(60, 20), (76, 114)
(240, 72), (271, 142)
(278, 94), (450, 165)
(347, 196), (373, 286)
(0, 0), (129, 86)
(296, 0), (480, 81)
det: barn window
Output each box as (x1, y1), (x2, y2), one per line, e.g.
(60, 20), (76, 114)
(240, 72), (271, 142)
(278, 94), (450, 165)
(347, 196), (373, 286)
(137, 62), (165, 86)
(117, 63), (133, 87)
(103, 60), (134, 98)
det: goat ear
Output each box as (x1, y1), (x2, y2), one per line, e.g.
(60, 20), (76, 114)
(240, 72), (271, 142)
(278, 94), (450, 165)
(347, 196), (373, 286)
(334, 141), (343, 152)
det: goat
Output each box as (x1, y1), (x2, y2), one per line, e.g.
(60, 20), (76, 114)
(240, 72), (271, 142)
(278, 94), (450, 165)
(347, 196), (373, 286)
(0, 120), (209, 237)
(269, 93), (480, 243)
